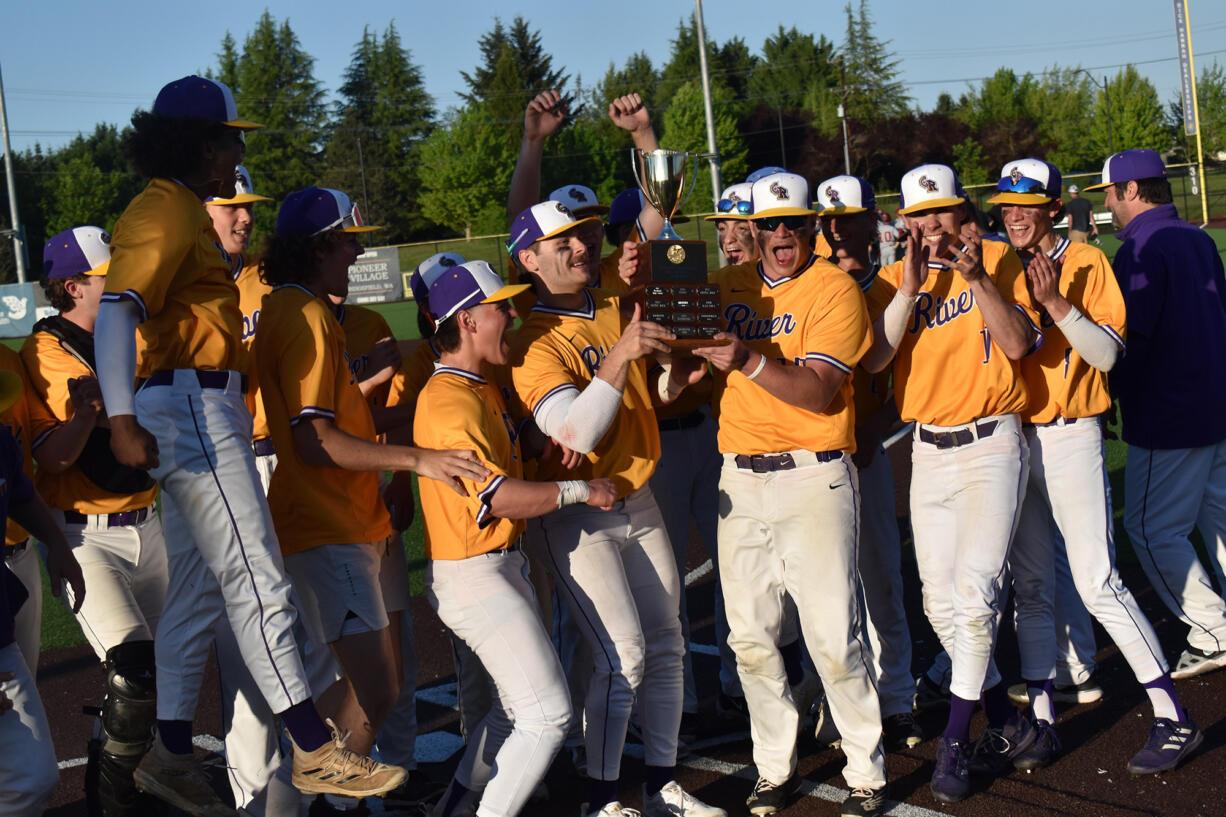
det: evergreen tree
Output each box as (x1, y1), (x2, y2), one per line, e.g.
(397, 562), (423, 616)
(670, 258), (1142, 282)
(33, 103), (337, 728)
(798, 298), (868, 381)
(747, 26), (837, 114)
(839, 0), (909, 122)
(459, 16), (572, 124)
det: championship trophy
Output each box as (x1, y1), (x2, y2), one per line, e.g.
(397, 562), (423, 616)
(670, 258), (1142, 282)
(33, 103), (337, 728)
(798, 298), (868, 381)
(631, 148), (727, 348)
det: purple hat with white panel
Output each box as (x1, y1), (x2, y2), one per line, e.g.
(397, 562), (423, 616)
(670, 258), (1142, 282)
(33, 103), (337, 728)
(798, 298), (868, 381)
(205, 165), (273, 205)
(815, 175), (876, 216)
(986, 158), (1062, 205)
(746, 166), (788, 184)
(607, 188), (645, 228)
(429, 261), (530, 323)
(410, 252), (466, 306)
(153, 75), (262, 129)
(1083, 148), (1166, 191)
(276, 187), (380, 236)
(43, 226), (111, 279)
(506, 201), (601, 259)
(548, 184), (610, 216)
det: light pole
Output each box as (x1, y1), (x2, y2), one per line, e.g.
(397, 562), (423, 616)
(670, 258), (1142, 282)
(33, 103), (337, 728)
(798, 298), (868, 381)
(1081, 69), (1114, 155)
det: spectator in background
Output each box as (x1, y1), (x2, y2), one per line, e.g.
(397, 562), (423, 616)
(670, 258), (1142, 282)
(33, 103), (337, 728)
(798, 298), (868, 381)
(1065, 185), (1099, 243)
(877, 211), (900, 266)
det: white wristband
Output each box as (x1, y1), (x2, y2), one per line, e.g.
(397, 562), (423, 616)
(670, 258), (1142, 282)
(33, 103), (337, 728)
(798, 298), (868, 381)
(743, 353), (767, 381)
(556, 480), (591, 508)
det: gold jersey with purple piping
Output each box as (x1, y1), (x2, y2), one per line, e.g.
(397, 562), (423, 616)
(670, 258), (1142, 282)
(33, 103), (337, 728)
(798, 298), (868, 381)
(415, 365), (525, 560)
(1020, 238), (1126, 423)
(877, 239), (1040, 427)
(254, 284), (392, 554)
(387, 340), (439, 413)
(510, 288), (660, 497)
(712, 254), (871, 455)
(335, 303), (395, 409)
(0, 346), (38, 545)
(20, 331), (157, 515)
(234, 260), (273, 441)
(102, 178), (244, 377)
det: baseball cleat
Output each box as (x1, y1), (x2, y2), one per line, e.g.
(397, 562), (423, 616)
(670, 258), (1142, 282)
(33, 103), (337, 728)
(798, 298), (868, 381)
(132, 738), (238, 817)
(1010, 679), (1105, 705)
(643, 780), (727, 817)
(883, 711), (923, 750)
(716, 692), (750, 724)
(585, 802), (641, 817)
(1127, 717), (1204, 774)
(840, 785), (886, 817)
(929, 737), (970, 803)
(913, 675), (949, 712)
(290, 719), (406, 798)
(1013, 720), (1062, 772)
(967, 711), (1037, 776)
(746, 775), (799, 815)
(1170, 647), (1226, 680)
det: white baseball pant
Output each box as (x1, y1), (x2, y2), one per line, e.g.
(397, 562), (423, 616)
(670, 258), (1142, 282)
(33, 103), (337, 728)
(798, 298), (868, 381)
(0, 641), (58, 816)
(1052, 533), (1098, 686)
(648, 407), (740, 705)
(856, 447), (914, 717)
(536, 486), (684, 779)
(718, 452), (886, 790)
(4, 543), (41, 676)
(911, 415), (1028, 701)
(1125, 440), (1226, 653)
(137, 371), (310, 720)
(428, 548), (571, 817)
(1012, 419), (1168, 684)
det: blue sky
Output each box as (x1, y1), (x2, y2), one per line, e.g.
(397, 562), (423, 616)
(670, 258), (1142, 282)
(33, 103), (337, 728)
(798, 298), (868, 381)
(4, 0), (1225, 153)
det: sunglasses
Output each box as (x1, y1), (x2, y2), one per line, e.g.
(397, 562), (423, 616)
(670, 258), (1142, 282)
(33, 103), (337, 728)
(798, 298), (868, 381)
(996, 176), (1050, 195)
(753, 215), (808, 232)
(716, 199), (753, 215)
(314, 202), (366, 235)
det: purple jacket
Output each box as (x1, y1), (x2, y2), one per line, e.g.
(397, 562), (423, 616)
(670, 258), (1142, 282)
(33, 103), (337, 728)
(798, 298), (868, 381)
(1111, 204), (1226, 449)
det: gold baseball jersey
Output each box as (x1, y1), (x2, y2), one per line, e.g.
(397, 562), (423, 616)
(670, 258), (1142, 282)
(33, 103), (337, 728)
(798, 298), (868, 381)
(1020, 238), (1126, 423)
(713, 254), (871, 455)
(510, 288), (660, 497)
(20, 331), (158, 514)
(415, 365), (525, 560)
(336, 304), (395, 409)
(387, 339), (439, 413)
(511, 241), (631, 316)
(254, 284), (392, 554)
(103, 178), (244, 376)
(877, 239), (1039, 426)
(853, 273), (893, 424)
(234, 260), (272, 441)
(0, 346), (36, 545)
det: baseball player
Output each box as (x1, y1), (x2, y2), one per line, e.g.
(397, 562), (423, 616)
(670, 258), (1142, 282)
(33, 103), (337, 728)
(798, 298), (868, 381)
(690, 171), (886, 817)
(21, 227), (167, 817)
(814, 175), (922, 752)
(93, 75), (412, 813)
(863, 163), (1040, 803)
(986, 156), (1195, 774)
(876, 211), (900, 267)
(1092, 149), (1226, 749)
(0, 375), (87, 817)
(707, 183), (757, 266)
(416, 259), (613, 817)
(508, 200), (721, 817)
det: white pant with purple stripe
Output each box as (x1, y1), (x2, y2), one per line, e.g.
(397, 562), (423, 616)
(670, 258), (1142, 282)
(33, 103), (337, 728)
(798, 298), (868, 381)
(136, 370), (311, 720)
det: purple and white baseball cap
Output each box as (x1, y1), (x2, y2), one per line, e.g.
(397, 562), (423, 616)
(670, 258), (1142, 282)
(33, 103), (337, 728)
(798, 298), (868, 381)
(746, 166), (788, 184)
(706, 183), (754, 221)
(410, 252), (466, 306)
(548, 184), (609, 216)
(986, 158), (1062, 205)
(815, 175), (876, 216)
(429, 260), (530, 323)
(43, 226), (111, 279)
(1084, 148), (1166, 191)
(276, 187), (380, 236)
(607, 188), (645, 228)
(898, 164), (965, 215)
(506, 201), (601, 259)
(750, 172), (814, 219)
(204, 165), (273, 205)
(153, 75), (262, 129)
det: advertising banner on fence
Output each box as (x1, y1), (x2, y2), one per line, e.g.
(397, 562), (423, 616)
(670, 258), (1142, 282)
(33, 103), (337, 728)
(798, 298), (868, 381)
(0, 283), (39, 338)
(346, 245), (402, 304)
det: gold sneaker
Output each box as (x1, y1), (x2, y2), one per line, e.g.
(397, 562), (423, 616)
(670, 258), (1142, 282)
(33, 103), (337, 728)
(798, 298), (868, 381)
(132, 738), (236, 817)
(290, 719), (406, 797)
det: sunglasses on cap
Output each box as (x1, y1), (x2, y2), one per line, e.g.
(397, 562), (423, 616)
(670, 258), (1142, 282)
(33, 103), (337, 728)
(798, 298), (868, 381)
(996, 176), (1049, 195)
(753, 215), (808, 232)
(316, 202), (367, 235)
(716, 199), (753, 215)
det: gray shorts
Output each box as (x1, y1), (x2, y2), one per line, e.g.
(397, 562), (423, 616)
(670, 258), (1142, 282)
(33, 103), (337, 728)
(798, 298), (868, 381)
(285, 541), (390, 644)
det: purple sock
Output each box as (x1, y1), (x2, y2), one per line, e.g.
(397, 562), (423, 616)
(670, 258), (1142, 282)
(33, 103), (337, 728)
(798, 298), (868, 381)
(780, 639), (805, 687)
(279, 700), (330, 752)
(156, 719), (193, 755)
(943, 694), (977, 742)
(645, 765), (675, 796)
(981, 682), (1015, 728)
(1143, 674), (1187, 722)
(589, 778), (619, 812)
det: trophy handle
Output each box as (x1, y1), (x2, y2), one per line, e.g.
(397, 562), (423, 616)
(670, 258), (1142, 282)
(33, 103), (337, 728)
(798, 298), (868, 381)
(676, 153), (701, 213)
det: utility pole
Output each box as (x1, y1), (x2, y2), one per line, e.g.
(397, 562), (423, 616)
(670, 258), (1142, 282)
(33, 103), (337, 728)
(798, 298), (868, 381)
(694, 0), (722, 213)
(1081, 70), (1114, 155)
(839, 58), (852, 174)
(355, 132), (370, 220)
(0, 64), (28, 283)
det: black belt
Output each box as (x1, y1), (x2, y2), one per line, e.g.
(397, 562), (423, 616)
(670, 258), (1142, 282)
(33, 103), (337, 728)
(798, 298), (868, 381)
(253, 438), (276, 457)
(917, 420), (999, 449)
(140, 369), (248, 392)
(1027, 417), (1080, 428)
(64, 507), (152, 528)
(657, 410), (704, 432)
(733, 451), (841, 472)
